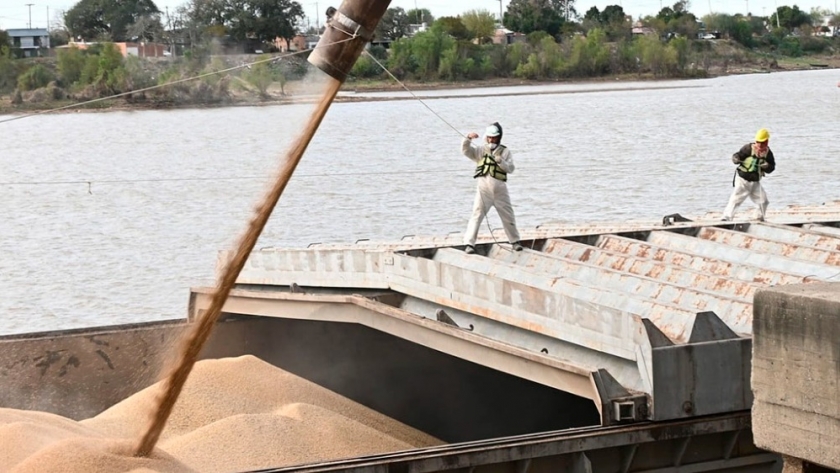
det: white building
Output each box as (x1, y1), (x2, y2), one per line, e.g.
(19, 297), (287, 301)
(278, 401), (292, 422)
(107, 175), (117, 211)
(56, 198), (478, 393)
(5, 28), (50, 57)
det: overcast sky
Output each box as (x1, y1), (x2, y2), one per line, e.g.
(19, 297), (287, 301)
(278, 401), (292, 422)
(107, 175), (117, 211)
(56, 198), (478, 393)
(1, 0), (837, 31)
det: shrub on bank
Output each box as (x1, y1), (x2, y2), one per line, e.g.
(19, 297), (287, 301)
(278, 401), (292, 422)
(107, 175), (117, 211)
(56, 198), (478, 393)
(57, 46), (86, 86)
(17, 64), (54, 91)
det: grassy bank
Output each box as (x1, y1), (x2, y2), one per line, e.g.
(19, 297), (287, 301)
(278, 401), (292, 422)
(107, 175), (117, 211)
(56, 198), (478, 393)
(1, 39), (838, 116)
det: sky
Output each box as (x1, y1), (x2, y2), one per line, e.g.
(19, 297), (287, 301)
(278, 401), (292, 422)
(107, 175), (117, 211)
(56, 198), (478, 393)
(1, 0), (837, 31)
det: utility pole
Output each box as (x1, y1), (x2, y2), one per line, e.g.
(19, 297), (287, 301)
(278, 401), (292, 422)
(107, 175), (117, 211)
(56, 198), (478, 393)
(746, 0), (749, 15)
(165, 6), (173, 58)
(46, 5), (49, 30)
(497, 0), (503, 26)
(315, 2), (319, 31)
(25, 3), (34, 29)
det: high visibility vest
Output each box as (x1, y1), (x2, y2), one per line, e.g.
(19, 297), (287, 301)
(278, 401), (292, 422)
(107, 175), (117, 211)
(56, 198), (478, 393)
(474, 145), (507, 182)
(738, 156), (759, 174)
(737, 143), (768, 177)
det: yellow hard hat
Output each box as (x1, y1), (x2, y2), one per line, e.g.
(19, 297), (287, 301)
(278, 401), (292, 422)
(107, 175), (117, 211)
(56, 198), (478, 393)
(755, 128), (770, 142)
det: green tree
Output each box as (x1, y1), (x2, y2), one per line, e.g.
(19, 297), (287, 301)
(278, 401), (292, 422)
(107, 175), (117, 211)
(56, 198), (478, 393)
(775, 5), (811, 29)
(669, 13), (699, 38)
(172, 0), (227, 48)
(514, 35), (562, 79)
(126, 13), (164, 42)
(243, 57), (280, 98)
(639, 15), (667, 34)
(374, 7), (409, 41)
(50, 29), (71, 47)
(77, 43), (127, 93)
(410, 22), (454, 78)
(0, 44), (21, 93)
(504, 0), (565, 37)
(702, 13), (735, 36)
(548, 0), (577, 21)
(386, 37), (416, 78)
(0, 30), (10, 47)
(583, 6), (600, 22)
(657, 0), (690, 22)
(565, 27), (610, 76)
(349, 53), (383, 79)
(462, 9), (497, 43)
(503, 41), (529, 72)
(731, 20), (754, 47)
(436, 16), (470, 41)
(17, 65), (56, 91)
(177, 0), (303, 47)
(636, 34), (677, 76)
(226, 0), (304, 45)
(669, 35), (690, 72)
(64, 0), (161, 41)
(406, 8), (433, 24)
(582, 5), (629, 40)
(57, 45), (87, 85)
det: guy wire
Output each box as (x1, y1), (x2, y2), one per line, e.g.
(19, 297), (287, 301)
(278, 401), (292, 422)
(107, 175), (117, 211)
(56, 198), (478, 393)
(362, 49), (514, 252)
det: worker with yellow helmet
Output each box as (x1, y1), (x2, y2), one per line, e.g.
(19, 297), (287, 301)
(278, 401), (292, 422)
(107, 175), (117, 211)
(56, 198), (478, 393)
(721, 128), (776, 221)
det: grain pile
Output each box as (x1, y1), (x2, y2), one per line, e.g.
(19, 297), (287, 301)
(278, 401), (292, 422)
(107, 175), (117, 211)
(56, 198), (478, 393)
(0, 355), (441, 473)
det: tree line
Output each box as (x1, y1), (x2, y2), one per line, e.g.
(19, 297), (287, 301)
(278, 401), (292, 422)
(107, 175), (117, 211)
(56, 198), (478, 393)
(42, 0), (840, 56)
(1, 0), (839, 106)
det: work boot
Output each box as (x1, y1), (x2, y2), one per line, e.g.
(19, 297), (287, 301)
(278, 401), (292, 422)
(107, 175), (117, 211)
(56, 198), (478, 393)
(512, 242), (524, 251)
(464, 245), (476, 254)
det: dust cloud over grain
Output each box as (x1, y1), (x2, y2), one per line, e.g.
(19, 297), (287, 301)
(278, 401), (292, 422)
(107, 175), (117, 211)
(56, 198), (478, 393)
(0, 355), (441, 473)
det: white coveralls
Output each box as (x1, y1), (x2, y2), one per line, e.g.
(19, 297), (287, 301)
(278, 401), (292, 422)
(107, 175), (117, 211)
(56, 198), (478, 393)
(462, 137), (521, 246)
(722, 176), (768, 220)
(722, 142), (773, 221)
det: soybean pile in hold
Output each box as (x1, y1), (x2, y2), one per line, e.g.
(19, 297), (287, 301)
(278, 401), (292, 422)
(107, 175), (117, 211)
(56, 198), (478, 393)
(0, 355), (441, 473)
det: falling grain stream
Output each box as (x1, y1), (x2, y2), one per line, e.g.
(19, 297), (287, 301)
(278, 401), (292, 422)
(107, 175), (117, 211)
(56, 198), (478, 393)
(132, 0), (393, 453)
(134, 78), (343, 457)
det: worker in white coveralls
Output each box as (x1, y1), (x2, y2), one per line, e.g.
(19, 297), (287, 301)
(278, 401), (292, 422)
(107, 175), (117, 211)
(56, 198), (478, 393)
(461, 122), (523, 254)
(721, 128), (776, 222)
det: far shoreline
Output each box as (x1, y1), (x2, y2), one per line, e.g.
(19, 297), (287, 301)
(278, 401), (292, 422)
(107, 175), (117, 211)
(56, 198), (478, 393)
(1, 63), (838, 117)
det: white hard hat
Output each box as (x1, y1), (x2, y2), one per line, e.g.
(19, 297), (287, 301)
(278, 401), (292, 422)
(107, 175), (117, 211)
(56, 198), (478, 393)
(485, 125), (501, 137)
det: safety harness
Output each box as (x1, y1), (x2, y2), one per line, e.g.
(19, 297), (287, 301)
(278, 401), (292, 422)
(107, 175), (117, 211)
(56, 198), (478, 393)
(474, 145), (507, 182)
(734, 143), (768, 184)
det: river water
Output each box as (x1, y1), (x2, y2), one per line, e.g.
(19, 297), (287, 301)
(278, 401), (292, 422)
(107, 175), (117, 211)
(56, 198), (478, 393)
(1, 69), (838, 335)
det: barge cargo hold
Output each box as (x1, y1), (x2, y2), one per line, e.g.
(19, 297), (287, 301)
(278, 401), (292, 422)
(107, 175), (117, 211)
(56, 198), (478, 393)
(3, 201), (840, 472)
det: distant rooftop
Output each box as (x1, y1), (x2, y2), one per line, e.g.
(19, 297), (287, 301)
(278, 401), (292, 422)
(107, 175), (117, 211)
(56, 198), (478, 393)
(6, 28), (49, 37)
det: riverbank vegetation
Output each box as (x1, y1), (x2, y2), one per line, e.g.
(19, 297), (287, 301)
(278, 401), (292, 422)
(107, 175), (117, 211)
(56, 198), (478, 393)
(1, 0), (839, 113)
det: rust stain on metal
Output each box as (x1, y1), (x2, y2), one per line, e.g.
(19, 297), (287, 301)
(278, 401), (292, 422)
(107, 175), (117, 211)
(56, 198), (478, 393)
(645, 264), (664, 279)
(610, 256), (628, 271)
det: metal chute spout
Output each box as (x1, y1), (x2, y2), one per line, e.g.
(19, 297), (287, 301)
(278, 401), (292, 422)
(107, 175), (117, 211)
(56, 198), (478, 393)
(307, 0), (392, 81)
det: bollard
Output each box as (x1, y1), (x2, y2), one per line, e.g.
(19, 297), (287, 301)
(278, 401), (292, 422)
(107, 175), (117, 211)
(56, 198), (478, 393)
(308, 0), (392, 81)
